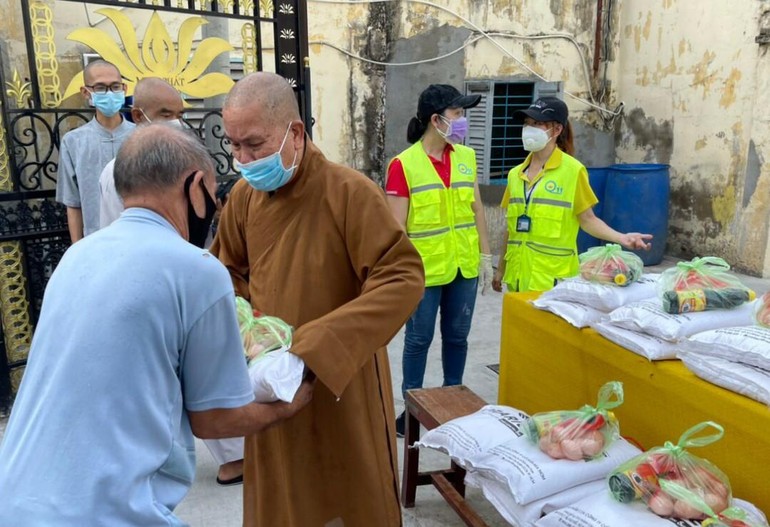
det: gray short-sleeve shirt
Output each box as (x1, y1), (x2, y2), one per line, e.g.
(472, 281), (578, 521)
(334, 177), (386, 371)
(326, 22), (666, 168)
(56, 117), (135, 236)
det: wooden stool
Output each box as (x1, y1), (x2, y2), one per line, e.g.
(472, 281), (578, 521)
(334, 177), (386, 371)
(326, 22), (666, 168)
(401, 385), (488, 527)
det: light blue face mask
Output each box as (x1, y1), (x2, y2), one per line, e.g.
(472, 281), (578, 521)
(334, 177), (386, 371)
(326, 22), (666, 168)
(235, 123), (297, 192)
(90, 91), (125, 118)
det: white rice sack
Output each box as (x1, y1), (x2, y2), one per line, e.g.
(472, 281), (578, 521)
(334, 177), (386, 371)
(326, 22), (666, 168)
(592, 322), (680, 360)
(531, 298), (606, 328)
(538, 274), (659, 312)
(465, 472), (606, 527)
(413, 405), (530, 468)
(248, 347), (305, 403)
(466, 436), (640, 505)
(607, 299), (755, 342)
(679, 351), (770, 406)
(534, 491), (704, 527)
(680, 325), (770, 370)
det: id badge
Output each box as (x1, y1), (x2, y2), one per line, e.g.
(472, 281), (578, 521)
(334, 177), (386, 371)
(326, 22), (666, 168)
(516, 214), (531, 233)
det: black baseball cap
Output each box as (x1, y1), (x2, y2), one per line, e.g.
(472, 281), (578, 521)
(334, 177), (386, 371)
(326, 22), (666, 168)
(417, 84), (481, 121)
(514, 97), (568, 125)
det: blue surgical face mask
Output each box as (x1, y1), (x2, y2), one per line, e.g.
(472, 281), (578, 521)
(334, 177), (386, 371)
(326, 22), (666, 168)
(90, 91), (125, 118)
(234, 123), (297, 192)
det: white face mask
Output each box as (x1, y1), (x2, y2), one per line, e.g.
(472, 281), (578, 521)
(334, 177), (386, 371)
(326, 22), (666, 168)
(139, 108), (186, 130)
(521, 125), (553, 152)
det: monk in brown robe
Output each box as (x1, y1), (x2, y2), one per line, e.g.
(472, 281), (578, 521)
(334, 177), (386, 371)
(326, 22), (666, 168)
(212, 72), (425, 526)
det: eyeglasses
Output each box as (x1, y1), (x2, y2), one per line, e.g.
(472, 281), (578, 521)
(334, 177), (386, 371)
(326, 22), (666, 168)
(85, 82), (125, 94)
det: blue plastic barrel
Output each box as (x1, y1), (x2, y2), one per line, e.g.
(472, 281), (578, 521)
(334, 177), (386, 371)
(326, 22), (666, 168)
(577, 167), (611, 254)
(602, 164), (670, 266)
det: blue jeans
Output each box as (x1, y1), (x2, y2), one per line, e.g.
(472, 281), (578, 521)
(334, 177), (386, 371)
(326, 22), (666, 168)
(401, 272), (478, 397)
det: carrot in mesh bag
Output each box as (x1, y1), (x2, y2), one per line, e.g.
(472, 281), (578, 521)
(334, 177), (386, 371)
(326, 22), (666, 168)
(658, 480), (768, 527)
(659, 257), (755, 314)
(608, 421), (731, 520)
(579, 244), (643, 287)
(754, 292), (770, 328)
(235, 296), (293, 365)
(525, 381), (623, 461)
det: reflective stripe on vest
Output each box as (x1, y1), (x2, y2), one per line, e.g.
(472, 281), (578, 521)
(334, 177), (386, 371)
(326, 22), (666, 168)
(502, 149), (582, 292)
(395, 142), (481, 287)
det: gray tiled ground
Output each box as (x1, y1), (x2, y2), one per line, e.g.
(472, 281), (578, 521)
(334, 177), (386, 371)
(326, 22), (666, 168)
(2, 256), (769, 526)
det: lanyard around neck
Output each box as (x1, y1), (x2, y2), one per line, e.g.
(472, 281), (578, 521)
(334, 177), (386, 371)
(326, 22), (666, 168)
(523, 177), (541, 211)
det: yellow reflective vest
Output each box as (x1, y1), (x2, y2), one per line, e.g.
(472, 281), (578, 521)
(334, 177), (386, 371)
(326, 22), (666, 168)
(393, 142), (480, 287)
(503, 148), (581, 292)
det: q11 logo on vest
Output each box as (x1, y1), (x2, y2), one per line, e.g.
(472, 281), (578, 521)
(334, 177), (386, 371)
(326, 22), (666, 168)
(544, 180), (564, 195)
(457, 163), (474, 176)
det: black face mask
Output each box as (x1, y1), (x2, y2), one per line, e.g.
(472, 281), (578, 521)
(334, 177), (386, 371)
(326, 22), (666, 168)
(183, 173), (217, 248)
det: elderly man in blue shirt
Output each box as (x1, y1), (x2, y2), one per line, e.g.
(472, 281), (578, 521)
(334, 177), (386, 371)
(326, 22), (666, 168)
(0, 124), (313, 525)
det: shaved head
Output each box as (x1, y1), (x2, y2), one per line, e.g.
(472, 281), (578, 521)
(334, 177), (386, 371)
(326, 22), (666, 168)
(83, 60), (120, 85)
(222, 72), (305, 172)
(133, 77), (179, 108)
(224, 72), (300, 127)
(131, 77), (184, 124)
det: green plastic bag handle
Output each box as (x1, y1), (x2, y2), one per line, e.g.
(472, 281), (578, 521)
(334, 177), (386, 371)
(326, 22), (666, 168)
(578, 381), (624, 418)
(595, 381), (624, 410)
(675, 256), (731, 273)
(662, 421), (724, 458)
(703, 508), (753, 527)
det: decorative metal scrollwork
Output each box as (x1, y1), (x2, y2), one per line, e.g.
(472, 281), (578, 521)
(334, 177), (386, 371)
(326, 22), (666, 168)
(0, 198), (68, 238)
(184, 110), (237, 178)
(7, 109), (91, 192)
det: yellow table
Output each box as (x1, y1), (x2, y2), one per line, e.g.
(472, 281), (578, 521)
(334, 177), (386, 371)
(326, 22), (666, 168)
(499, 292), (770, 514)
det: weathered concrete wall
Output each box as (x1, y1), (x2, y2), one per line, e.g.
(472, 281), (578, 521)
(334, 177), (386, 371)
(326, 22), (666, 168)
(4, 0), (768, 275)
(384, 24), (472, 178)
(615, 1), (770, 276)
(573, 121), (615, 168)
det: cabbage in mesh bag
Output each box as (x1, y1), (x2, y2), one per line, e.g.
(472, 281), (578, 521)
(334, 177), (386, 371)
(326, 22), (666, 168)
(608, 421), (731, 520)
(659, 257), (755, 314)
(754, 292), (770, 328)
(525, 381), (623, 461)
(579, 244), (643, 287)
(235, 296), (293, 365)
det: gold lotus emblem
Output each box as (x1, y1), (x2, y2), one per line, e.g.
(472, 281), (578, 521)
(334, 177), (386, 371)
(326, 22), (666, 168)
(61, 8), (235, 103)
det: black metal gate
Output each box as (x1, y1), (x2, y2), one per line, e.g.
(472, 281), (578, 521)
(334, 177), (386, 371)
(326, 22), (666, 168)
(0, 0), (311, 411)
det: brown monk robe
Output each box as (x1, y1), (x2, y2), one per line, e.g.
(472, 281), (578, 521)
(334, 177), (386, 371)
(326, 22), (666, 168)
(212, 140), (425, 524)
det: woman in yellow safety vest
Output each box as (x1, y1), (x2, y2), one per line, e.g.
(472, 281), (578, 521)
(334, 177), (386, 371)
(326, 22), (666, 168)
(385, 84), (493, 437)
(492, 97), (652, 293)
